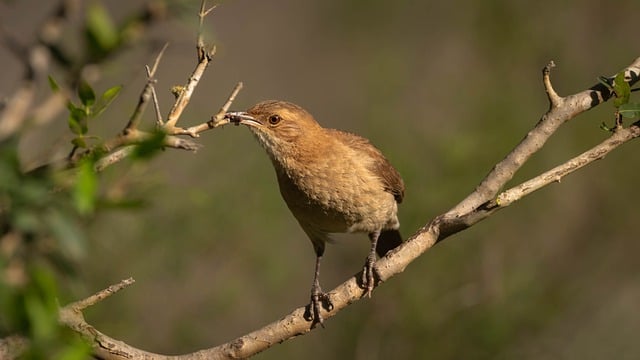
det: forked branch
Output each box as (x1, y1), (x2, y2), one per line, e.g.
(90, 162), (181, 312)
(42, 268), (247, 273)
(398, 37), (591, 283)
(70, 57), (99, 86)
(23, 57), (639, 360)
(3, 1), (639, 358)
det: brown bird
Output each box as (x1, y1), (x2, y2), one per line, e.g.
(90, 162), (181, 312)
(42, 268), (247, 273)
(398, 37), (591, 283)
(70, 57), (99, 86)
(226, 100), (404, 327)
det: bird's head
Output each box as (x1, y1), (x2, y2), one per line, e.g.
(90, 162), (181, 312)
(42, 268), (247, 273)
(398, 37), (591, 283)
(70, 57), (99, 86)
(226, 100), (322, 159)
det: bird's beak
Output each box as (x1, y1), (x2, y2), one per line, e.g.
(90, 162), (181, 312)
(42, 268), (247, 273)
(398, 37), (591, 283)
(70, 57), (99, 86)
(224, 112), (261, 127)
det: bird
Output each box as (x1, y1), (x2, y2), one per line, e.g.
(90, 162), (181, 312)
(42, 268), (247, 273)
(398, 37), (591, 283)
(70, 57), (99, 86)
(225, 100), (404, 327)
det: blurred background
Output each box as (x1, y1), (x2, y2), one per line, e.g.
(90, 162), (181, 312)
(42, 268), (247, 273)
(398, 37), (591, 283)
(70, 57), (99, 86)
(1, 0), (639, 358)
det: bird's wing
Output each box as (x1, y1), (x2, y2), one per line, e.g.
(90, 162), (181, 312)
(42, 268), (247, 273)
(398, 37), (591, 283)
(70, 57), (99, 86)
(331, 130), (405, 204)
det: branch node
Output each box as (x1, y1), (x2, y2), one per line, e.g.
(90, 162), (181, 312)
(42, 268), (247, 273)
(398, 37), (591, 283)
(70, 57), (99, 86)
(202, 4), (218, 17)
(543, 60), (562, 108)
(207, 44), (217, 60)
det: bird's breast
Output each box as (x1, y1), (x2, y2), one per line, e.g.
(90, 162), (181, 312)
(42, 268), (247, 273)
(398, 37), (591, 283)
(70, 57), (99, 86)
(273, 148), (399, 234)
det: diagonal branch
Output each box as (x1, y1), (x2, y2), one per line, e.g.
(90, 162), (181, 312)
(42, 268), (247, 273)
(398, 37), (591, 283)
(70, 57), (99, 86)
(124, 44), (169, 131)
(5, 2), (638, 359)
(179, 82), (243, 136)
(494, 122), (640, 207)
(19, 56), (638, 360)
(56, 279), (170, 360)
(449, 57), (640, 216)
(63, 278), (135, 313)
(198, 57), (640, 358)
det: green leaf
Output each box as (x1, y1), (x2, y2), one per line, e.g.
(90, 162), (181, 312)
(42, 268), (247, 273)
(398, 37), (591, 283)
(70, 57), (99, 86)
(132, 130), (167, 160)
(56, 338), (92, 360)
(77, 79), (96, 108)
(68, 106), (88, 135)
(93, 85), (122, 117)
(66, 100), (77, 112)
(25, 267), (59, 341)
(101, 85), (122, 103)
(71, 136), (87, 149)
(86, 2), (119, 57)
(67, 101), (89, 135)
(45, 209), (86, 260)
(613, 71), (630, 108)
(619, 102), (640, 119)
(68, 118), (82, 136)
(48, 75), (61, 93)
(73, 159), (98, 215)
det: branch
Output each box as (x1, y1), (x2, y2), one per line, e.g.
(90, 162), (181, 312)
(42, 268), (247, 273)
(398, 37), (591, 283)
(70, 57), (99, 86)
(180, 82), (243, 136)
(494, 122), (640, 207)
(94, 146), (135, 173)
(4, 2), (636, 359)
(93, 129), (201, 172)
(13, 56), (633, 360)
(0, 336), (28, 360)
(163, 1), (217, 129)
(55, 279), (168, 360)
(124, 43), (169, 131)
(194, 59), (640, 358)
(64, 278), (135, 312)
(80, 1), (238, 171)
(449, 57), (640, 216)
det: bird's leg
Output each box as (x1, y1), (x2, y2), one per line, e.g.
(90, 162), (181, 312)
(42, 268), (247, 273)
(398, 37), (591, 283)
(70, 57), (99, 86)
(306, 254), (333, 328)
(362, 230), (381, 298)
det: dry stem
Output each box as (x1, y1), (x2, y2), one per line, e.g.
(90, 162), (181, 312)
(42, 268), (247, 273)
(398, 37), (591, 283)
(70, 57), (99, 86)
(4, 1), (639, 358)
(13, 57), (636, 360)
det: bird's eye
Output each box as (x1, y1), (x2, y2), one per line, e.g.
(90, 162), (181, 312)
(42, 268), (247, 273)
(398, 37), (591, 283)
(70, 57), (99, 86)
(268, 114), (281, 125)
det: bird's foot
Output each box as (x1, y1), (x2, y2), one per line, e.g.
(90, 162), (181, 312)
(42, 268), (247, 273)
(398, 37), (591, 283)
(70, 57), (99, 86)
(305, 284), (334, 329)
(361, 253), (378, 298)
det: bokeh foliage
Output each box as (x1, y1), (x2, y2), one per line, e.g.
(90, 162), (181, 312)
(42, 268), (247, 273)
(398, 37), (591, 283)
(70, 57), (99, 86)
(1, 1), (167, 358)
(0, 137), (91, 359)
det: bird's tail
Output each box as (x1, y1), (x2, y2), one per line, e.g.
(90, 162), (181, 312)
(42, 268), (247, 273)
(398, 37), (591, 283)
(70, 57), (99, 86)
(376, 229), (403, 257)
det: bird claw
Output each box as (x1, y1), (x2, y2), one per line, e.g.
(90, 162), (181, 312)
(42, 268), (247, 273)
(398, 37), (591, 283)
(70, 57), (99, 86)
(361, 255), (377, 298)
(305, 287), (333, 328)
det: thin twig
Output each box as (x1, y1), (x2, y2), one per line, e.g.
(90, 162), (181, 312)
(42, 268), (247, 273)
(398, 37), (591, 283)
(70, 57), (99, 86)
(148, 43), (168, 126)
(94, 146), (135, 172)
(92, 127), (200, 172)
(124, 45), (169, 131)
(57, 279), (167, 360)
(47, 57), (640, 360)
(543, 60), (561, 107)
(146, 65), (164, 126)
(181, 82), (243, 136)
(197, 1), (217, 52)
(149, 42), (168, 76)
(495, 122), (640, 207)
(73, 4), (219, 171)
(164, 0), (216, 129)
(69, 278), (135, 312)
(448, 56), (640, 216)
(214, 81), (243, 122)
